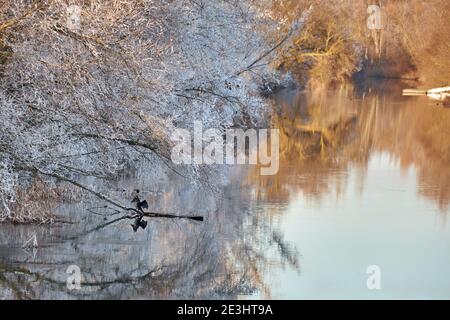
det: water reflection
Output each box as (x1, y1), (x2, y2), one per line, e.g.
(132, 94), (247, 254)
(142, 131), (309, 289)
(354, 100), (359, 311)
(245, 81), (450, 298)
(0, 168), (298, 299)
(247, 82), (450, 212)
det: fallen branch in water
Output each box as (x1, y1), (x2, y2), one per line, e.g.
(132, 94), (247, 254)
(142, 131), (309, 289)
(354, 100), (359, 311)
(31, 170), (204, 223)
(3, 149), (204, 231)
(68, 211), (204, 240)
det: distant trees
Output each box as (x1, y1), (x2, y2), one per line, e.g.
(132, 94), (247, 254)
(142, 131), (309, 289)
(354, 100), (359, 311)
(270, 0), (365, 87)
(271, 0), (450, 87)
(385, 0), (450, 84)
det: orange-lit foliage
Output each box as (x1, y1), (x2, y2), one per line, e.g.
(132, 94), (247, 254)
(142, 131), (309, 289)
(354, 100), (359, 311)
(271, 0), (450, 87)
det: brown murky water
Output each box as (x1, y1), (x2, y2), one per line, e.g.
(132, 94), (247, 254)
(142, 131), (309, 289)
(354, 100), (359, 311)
(1, 80), (449, 299)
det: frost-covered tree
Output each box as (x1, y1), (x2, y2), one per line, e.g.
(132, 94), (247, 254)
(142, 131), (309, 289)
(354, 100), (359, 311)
(0, 0), (299, 222)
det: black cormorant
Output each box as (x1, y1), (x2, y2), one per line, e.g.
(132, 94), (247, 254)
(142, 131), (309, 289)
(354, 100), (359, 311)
(130, 189), (148, 232)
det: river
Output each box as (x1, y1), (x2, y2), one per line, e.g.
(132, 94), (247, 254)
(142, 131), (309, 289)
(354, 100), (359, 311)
(1, 80), (449, 299)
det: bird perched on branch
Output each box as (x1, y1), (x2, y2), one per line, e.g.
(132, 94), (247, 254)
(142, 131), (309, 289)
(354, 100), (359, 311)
(130, 189), (148, 232)
(131, 189), (148, 212)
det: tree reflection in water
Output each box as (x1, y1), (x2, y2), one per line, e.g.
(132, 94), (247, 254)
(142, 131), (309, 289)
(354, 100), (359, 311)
(246, 80), (450, 214)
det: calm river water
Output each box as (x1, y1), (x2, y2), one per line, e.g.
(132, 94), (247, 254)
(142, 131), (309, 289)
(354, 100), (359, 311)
(1, 81), (449, 299)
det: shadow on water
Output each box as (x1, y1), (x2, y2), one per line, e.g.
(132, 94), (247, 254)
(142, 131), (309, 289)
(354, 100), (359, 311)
(1, 79), (450, 299)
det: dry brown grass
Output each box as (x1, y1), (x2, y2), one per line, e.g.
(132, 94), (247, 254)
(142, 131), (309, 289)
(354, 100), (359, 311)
(1, 180), (62, 224)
